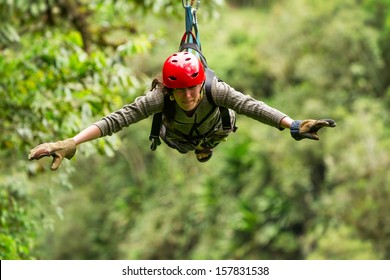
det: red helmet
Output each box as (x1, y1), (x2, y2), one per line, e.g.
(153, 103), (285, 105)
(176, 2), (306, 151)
(162, 52), (205, 88)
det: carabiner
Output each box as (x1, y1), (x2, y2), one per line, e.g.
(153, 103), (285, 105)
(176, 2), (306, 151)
(194, 0), (200, 10)
(182, 0), (200, 11)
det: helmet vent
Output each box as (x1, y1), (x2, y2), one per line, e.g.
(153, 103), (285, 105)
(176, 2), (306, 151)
(162, 52), (205, 88)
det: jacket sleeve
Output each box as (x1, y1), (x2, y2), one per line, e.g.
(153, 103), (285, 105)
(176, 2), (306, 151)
(94, 88), (165, 136)
(211, 77), (288, 129)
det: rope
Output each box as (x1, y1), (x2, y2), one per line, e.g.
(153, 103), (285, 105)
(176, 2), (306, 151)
(182, 0), (200, 10)
(183, 1), (200, 44)
(180, 0), (207, 65)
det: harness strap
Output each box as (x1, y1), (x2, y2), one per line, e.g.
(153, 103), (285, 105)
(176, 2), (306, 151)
(149, 94), (170, 151)
(180, 0), (207, 66)
(178, 40), (208, 67)
(183, 1), (201, 46)
(204, 68), (233, 130)
(187, 105), (217, 139)
(149, 112), (162, 151)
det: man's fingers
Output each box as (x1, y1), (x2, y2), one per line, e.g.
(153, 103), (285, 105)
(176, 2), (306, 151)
(314, 119), (337, 128)
(51, 156), (63, 170)
(309, 119), (337, 132)
(29, 146), (51, 160)
(322, 119), (337, 127)
(301, 132), (320, 140)
(291, 119), (336, 141)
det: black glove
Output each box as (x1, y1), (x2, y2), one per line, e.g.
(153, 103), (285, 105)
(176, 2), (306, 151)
(290, 119), (336, 141)
(28, 138), (76, 170)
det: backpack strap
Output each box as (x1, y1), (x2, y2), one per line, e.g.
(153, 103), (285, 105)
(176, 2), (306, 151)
(204, 68), (232, 130)
(178, 32), (208, 67)
(149, 112), (162, 151)
(149, 94), (170, 151)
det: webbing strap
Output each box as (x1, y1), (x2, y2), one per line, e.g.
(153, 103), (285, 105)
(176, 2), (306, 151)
(179, 42), (208, 67)
(180, 0), (207, 66)
(149, 113), (162, 151)
(205, 69), (216, 106)
(183, 1), (201, 45)
(204, 69), (232, 131)
(187, 106), (218, 139)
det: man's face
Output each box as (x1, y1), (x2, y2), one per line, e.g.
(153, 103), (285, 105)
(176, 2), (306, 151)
(172, 83), (203, 111)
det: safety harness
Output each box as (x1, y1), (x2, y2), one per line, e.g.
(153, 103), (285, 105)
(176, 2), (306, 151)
(149, 0), (232, 151)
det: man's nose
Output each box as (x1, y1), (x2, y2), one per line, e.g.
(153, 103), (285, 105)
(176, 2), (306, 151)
(183, 88), (192, 97)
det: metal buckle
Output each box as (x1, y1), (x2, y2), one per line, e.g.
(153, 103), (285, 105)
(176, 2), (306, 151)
(182, 0), (200, 10)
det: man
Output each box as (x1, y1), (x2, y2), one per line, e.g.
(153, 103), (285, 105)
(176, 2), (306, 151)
(29, 52), (336, 169)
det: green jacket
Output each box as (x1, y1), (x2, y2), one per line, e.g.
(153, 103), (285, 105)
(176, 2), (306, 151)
(94, 77), (288, 140)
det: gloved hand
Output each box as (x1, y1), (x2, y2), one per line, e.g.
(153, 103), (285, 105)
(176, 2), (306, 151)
(290, 119), (336, 141)
(28, 138), (76, 170)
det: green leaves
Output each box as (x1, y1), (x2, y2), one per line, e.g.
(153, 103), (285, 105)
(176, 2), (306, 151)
(0, 175), (35, 260)
(0, 0), (156, 259)
(2, 0), (390, 260)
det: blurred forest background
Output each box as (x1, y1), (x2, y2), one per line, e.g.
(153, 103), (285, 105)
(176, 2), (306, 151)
(1, 0), (390, 260)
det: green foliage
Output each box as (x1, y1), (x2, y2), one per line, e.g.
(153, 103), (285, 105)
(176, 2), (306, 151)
(205, 8), (275, 98)
(0, 0), (171, 259)
(226, 0), (282, 8)
(2, 0), (390, 260)
(0, 174), (35, 260)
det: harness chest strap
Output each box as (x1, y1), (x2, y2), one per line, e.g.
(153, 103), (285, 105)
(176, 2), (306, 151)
(149, 112), (163, 151)
(204, 68), (232, 130)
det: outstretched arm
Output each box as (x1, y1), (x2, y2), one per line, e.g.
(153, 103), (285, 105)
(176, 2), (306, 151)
(213, 79), (336, 138)
(28, 125), (102, 170)
(28, 86), (165, 170)
(279, 116), (294, 129)
(73, 125), (102, 145)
